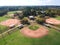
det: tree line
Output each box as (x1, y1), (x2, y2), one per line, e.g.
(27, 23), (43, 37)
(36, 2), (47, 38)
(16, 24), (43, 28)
(0, 6), (60, 17)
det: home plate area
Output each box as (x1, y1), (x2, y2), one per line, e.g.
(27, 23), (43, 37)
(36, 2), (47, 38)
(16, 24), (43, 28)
(20, 27), (49, 38)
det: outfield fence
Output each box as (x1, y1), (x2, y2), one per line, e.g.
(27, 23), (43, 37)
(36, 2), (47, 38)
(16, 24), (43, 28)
(0, 26), (19, 38)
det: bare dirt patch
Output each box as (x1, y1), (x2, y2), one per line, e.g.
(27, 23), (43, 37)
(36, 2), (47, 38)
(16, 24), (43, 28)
(46, 18), (60, 25)
(0, 19), (20, 27)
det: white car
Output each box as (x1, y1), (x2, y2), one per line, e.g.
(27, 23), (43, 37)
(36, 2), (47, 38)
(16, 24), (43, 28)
(9, 24), (15, 28)
(17, 24), (24, 29)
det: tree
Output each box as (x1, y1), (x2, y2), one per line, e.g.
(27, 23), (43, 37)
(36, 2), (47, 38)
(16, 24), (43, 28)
(45, 9), (56, 17)
(13, 12), (24, 19)
(36, 17), (45, 24)
(23, 7), (31, 17)
(30, 9), (36, 16)
(21, 17), (30, 25)
(0, 10), (8, 16)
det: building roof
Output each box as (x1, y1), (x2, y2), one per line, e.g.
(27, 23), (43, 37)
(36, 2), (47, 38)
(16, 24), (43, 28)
(40, 11), (46, 13)
(29, 16), (34, 18)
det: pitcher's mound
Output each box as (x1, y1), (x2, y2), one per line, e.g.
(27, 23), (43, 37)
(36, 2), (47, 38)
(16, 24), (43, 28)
(20, 27), (49, 38)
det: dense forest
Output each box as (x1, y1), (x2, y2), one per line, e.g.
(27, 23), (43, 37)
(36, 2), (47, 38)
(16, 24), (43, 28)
(0, 6), (60, 16)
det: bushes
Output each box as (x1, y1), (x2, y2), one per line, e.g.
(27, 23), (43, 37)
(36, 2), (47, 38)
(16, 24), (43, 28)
(0, 10), (7, 16)
(36, 17), (45, 24)
(21, 17), (30, 25)
(0, 25), (9, 33)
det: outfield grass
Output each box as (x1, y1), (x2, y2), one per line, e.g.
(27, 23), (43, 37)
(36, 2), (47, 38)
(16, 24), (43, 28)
(0, 27), (60, 45)
(8, 11), (16, 14)
(29, 25), (39, 30)
(0, 16), (9, 22)
(55, 16), (60, 20)
(0, 11), (19, 22)
(0, 25), (9, 33)
(8, 11), (21, 14)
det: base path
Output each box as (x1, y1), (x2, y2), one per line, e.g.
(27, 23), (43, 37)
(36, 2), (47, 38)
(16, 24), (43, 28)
(20, 27), (49, 38)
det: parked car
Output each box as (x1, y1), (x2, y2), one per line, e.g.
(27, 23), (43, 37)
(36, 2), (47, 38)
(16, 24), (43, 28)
(17, 24), (24, 29)
(28, 16), (35, 20)
(9, 24), (15, 28)
(43, 23), (51, 28)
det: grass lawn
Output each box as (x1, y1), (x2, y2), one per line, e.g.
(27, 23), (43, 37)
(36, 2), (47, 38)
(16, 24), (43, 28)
(0, 25), (9, 33)
(0, 16), (9, 22)
(8, 11), (21, 14)
(29, 25), (39, 30)
(8, 11), (16, 14)
(55, 16), (60, 20)
(0, 27), (60, 45)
